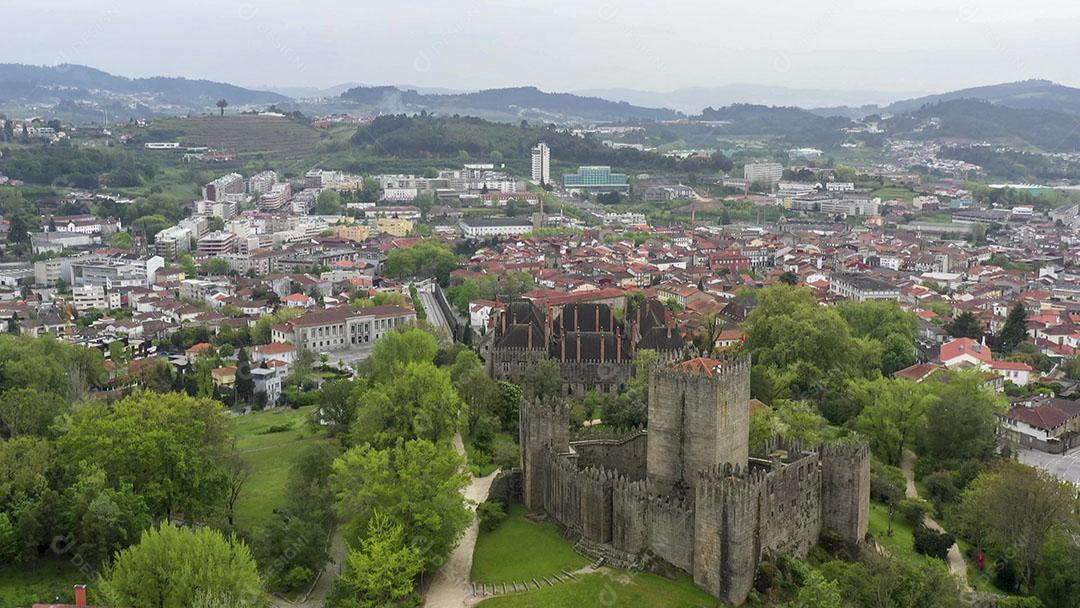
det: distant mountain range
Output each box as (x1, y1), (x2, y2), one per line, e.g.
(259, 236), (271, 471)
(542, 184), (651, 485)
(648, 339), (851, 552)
(2, 63), (1079, 154)
(0, 63), (288, 120)
(338, 85), (679, 123)
(576, 84), (927, 115)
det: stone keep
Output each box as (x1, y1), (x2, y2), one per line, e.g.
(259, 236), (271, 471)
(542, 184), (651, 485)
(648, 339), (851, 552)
(646, 358), (750, 494)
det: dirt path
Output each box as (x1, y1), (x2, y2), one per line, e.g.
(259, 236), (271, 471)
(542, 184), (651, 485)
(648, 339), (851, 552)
(270, 525), (347, 608)
(900, 450), (970, 589)
(425, 434), (498, 608)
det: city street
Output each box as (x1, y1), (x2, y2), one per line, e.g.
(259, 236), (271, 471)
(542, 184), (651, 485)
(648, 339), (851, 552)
(1018, 447), (1080, 486)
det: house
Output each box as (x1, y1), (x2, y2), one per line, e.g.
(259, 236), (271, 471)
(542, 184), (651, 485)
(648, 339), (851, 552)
(938, 337), (1033, 386)
(999, 401), (1079, 453)
(211, 366), (237, 386)
(469, 299), (505, 333)
(33, 584), (95, 608)
(251, 366), (282, 405)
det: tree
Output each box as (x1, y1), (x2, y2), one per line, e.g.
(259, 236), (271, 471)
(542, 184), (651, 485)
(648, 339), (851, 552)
(0, 387), (64, 438)
(315, 189), (343, 215)
(56, 392), (231, 519)
(330, 439), (470, 570)
(100, 523), (265, 608)
(523, 358), (562, 400)
(778, 271), (798, 285)
(349, 362), (462, 446)
(109, 231), (135, 250)
(999, 302), (1029, 354)
(1035, 529), (1080, 608)
(881, 332), (917, 375)
(329, 512), (424, 608)
(918, 369), (1004, 462)
(61, 466), (151, 566)
(368, 328), (437, 383)
(222, 453), (249, 528)
(235, 348), (254, 404)
(203, 258), (230, 276)
(787, 569), (844, 608)
(316, 379), (361, 434)
(946, 311), (983, 339)
(216, 99), (229, 116)
(851, 378), (935, 466)
(843, 551), (961, 608)
(954, 461), (1078, 590)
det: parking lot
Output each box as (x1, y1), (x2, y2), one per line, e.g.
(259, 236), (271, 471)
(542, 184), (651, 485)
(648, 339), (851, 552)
(1017, 447), (1080, 486)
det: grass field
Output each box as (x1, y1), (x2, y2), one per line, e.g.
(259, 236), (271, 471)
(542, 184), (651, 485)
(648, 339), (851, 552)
(150, 115), (322, 160)
(477, 572), (718, 608)
(870, 186), (917, 202)
(232, 406), (326, 532)
(471, 505), (589, 584)
(0, 558), (93, 608)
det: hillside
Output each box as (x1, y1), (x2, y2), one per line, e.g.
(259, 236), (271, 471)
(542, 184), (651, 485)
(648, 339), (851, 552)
(339, 85), (679, 124)
(0, 63), (289, 119)
(885, 79), (1080, 116)
(883, 99), (1080, 152)
(143, 115), (322, 159)
(350, 114), (730, 174)
(697, 104), (854, 149)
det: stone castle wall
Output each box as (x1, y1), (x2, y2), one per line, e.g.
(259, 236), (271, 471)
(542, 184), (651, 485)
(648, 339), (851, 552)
(570, 430), (648, 480)
(516, 361), (871, 607)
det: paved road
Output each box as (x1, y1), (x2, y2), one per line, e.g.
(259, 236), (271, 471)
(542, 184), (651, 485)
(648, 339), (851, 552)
(418, 288), (450, 330)
(270, 526), (347, 608)
(1018, 447), (1080, 486)
(424, 434), (498, 608)
(901, 451), (970, 590)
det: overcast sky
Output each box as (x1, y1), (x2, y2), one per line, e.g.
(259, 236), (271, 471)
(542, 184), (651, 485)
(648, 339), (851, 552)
(2, 0), (1078, 95)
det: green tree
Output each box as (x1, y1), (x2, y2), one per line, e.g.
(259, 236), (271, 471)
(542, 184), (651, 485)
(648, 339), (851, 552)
(109, 231), (135, 250)
(100, 522), (265, 608)
(523, 358), (562, 400)
(61, 466), (151, 566)
(330, 512), (424, 608)
(369, 328), (438, 382)
(918, 369), (1005, 462)
(851, 378), (935, 466)
(315, 189), (344, 215)
(0, 387), (64, 438)
(1035, 529), (1080, 608)
(954, 461), (1078, 590)
(999, 302), (1029, 354)
(349, 362), (462, 446)
(203, 258), (230, 276)
(56, 392), (232, 519)
(330, 439), (470, 570)
(235, 348), (254, 404)
(946, 311), (983, 339)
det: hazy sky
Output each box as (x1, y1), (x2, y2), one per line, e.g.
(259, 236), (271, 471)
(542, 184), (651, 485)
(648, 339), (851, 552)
(2, 0), (1079, 95)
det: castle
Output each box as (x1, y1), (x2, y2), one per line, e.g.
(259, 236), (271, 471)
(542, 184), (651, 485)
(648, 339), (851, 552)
(518, 355), (870, 606)
(488, 299), (684, 396)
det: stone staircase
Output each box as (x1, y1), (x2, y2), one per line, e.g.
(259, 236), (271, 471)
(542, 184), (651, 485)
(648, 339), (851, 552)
(470, 570), (579, 598)
(572, 537), (644, 571)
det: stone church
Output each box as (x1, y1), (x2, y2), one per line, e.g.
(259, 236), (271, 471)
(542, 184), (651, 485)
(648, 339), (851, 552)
(517, 355), (870, 606)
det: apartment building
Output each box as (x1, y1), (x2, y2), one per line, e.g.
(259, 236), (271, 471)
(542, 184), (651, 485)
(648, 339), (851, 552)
(271, 305), (416, 352)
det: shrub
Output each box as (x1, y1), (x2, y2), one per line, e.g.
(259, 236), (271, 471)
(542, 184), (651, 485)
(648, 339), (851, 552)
(477, 500), (506, 532)
(282, 566), (314, 591)
(898, 497), (932, 527)
(997, 598), (1046, 608)
(912, 524), (954, 560)
(493, 441), (519, 470)
(261, 423), (294, 434)
(922, 470), (959, 511)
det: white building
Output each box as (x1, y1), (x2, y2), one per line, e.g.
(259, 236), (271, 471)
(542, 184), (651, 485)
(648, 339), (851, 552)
(743, 162), (784, 186)
(460, 218), (534, 239)
(531, 142), (551, 185)
(72, 285), (121, 312)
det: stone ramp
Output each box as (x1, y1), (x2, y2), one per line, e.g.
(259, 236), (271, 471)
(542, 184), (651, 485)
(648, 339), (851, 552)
(470, 569), (581, 599)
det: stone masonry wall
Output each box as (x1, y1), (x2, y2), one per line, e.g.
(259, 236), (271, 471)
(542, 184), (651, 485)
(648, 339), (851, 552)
(570, 431), (648, 480)
(819, 441), (871, 545)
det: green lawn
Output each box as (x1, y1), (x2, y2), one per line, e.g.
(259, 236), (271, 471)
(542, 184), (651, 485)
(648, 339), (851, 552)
(472, 505), (589, 584)
(232, 406), (326, 532)
(0, 558), (96, 608)
(870, 186), (917, 202)
(477, 572), (718, 608)
(868, 501), (927, 565)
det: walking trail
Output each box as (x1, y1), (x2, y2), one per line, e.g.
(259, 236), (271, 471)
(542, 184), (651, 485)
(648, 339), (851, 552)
(425, 433), (498, 608)
(270, 525), (347, 608)
(900, 450), (970, 590)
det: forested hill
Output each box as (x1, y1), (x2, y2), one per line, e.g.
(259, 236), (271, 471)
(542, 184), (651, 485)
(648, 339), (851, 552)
(351, 114), (731, 173)
(339, 85), (680, 123)
(0, 63), (288, 110)
(884, 79), (1080, 117)
(884, 99), (1080, 153)
(697, 104), (855, 149)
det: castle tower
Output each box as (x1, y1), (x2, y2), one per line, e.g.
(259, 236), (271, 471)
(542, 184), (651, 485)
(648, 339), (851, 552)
(819, 441), (871, 546)
(646, 357), (750, 495)
(519, 396), (570, 511)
